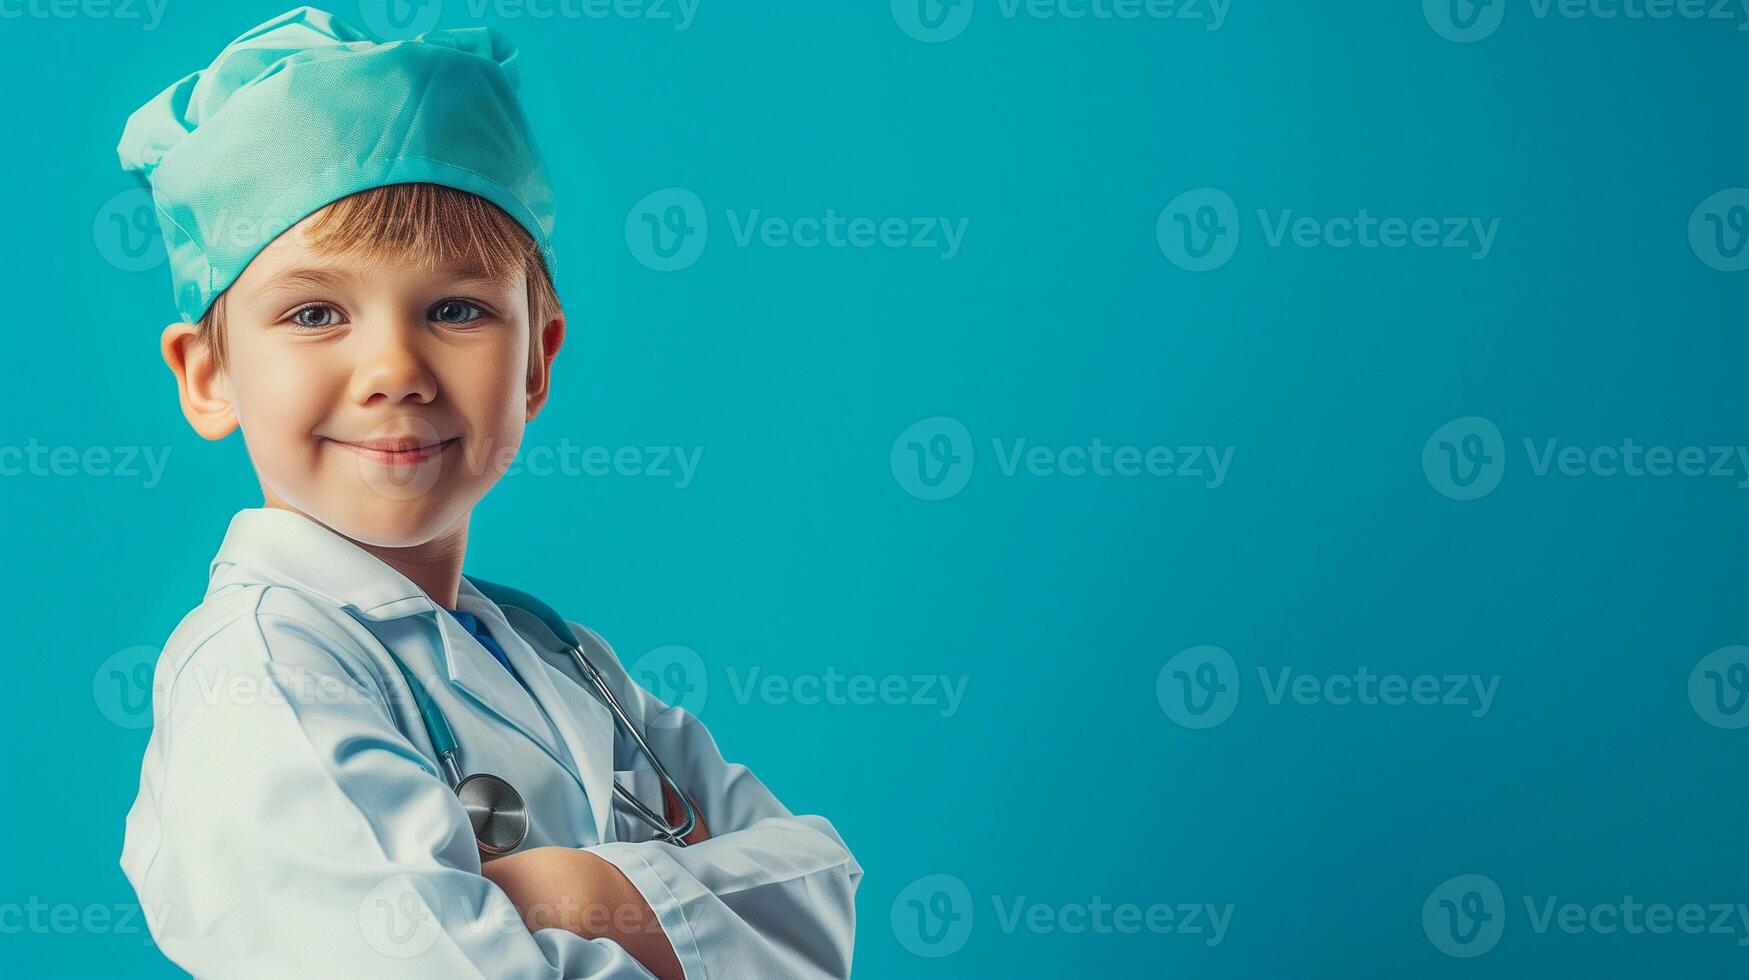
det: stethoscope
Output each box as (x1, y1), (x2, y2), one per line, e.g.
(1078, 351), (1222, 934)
(380, 575), (699, 855)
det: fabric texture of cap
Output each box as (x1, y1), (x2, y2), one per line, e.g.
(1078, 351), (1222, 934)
(116, 5), (557, 323)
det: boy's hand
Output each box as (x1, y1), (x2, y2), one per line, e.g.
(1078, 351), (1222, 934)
(662, 782), (711, 845)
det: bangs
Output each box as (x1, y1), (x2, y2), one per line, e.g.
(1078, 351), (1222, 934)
(298, 182), (540, 283)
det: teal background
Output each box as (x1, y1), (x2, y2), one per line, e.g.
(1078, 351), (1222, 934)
(4, 0), (1749, 976)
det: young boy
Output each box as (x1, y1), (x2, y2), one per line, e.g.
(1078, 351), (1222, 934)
(115, 7), (859, 978)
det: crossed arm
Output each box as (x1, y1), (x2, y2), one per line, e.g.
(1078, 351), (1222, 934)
(482, 787), (711, 980)
(128, 612), (859, 977)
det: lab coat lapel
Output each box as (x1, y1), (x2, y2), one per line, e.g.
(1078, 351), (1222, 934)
(457, 580), (619, 843)
(520, 638), (621, 845)
(208, 508), (621, 842)
(431, 609), (578, 779)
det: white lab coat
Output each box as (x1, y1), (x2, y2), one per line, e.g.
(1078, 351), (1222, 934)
(119, 507), (861, 978)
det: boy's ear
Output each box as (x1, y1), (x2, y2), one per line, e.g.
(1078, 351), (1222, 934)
(525, 313), (567, 422)
(161, 322), (238, 441)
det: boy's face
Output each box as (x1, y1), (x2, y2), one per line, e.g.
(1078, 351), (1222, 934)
(174, 211), (560, 548)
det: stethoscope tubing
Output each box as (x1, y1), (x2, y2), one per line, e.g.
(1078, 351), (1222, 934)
(382, 610), (698, 851)
(567, 644), (699, 847)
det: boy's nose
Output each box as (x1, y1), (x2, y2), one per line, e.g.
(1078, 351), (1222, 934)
(350, 322), (438, 406)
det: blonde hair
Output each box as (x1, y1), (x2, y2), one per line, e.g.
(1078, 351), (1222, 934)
(197, 182), (561, 376)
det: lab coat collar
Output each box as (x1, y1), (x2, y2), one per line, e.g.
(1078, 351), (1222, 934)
(208, 506), (437, 621)
(206, 510), (551, 745)
(209, 507), (615, 842)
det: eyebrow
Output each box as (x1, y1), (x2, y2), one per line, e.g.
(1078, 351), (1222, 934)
(254, 262), (513, 300)
(255, 266), (352, 298)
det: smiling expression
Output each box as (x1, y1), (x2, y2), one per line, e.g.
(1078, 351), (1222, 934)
(214, 213), (549, 547)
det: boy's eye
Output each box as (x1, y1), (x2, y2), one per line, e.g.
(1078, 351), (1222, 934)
(432, 299), (486, 325)
(287, 304), (340, 331)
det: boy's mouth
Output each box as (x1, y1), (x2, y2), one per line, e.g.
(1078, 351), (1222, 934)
(328, 435), (459, 465)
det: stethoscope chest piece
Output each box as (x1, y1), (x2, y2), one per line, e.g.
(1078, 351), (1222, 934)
(457, 772), (528, 855)
(394, 576), (702, 853)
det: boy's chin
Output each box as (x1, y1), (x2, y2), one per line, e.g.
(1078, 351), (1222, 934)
(284, 492), (471, 550)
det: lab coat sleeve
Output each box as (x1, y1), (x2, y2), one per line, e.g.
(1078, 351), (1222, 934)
(119, 595), (661, 979)
(568, 621), (863, 980)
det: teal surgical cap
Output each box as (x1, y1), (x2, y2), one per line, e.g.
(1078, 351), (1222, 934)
(116, 5), (558, 323)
